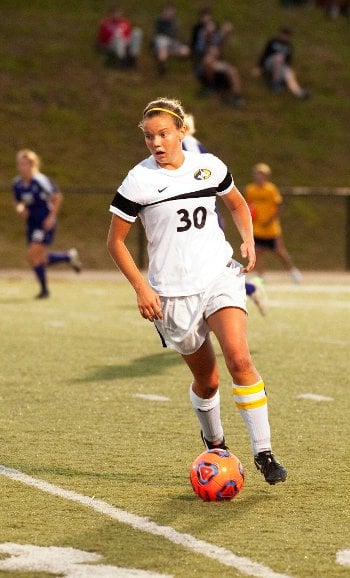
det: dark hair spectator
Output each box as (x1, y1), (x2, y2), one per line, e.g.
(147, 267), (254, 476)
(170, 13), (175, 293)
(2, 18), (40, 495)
(191, 8), (234, 63)
(97, 6), (143, 68)
(152, 4), (190, 75)
(252, 27), (309, 99)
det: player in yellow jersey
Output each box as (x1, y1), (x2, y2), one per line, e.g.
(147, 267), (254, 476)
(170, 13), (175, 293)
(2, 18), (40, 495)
(245, 163), (302, 283)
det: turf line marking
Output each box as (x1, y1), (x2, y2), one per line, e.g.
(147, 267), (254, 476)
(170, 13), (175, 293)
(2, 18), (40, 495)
(336, 549), (350, 567)
(297, 393), (334, 402)
(0, 465), (292, 578)
(133, 394), (170, 401)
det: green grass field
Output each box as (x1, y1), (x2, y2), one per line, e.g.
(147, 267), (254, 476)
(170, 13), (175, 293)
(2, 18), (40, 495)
(0, 271), (349, 577)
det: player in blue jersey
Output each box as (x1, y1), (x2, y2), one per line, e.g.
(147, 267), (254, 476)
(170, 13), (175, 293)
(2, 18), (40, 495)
(107, 97), (286, 485)
(182, 113), (268, 315)
(13, 149), (82, 299)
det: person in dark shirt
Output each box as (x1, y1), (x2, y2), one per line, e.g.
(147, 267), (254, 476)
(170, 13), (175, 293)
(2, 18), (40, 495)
(253, 27), (309, 99)
(152, 4), (190, 75)
(191, 8), (234, 62)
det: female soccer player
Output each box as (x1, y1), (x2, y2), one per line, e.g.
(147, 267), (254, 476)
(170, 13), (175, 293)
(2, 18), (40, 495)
(107, 98), (287, 485)
(13, 149), (82, 298)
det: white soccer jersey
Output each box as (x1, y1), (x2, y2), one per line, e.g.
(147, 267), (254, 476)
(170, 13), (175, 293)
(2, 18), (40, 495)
(109, 151), (234, 296)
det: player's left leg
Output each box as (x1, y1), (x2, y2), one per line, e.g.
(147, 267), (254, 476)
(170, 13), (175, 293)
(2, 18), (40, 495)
(207, 306), (287, 484)
(182, 336), (226, 449)
(47, 248), (82, 273)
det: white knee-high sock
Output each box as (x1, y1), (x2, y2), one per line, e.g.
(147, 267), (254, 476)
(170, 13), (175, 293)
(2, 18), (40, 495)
(190, 385), (224, 444)
(233, 380), (271, 455)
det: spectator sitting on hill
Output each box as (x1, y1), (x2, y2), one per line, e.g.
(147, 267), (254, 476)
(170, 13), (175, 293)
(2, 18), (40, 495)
(253, 27), (309, 100)
(191, 7), (234, 63)
(152, 4), (190, 75)
(199, 45), (245, 108)
(97, 6), (143, 68)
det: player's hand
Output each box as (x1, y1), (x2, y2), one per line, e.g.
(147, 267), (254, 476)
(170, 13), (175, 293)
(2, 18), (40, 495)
(240, 240), (256, 273)
(136, 286), (163, 322)
(43, 213), (56, 231)
(16, 203), (28, 218)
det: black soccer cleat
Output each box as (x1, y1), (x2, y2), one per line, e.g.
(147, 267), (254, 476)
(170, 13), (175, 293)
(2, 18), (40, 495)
(35, 290), (49, 299)
(201, 430), (229, 451)
(254, 450), (287, 485)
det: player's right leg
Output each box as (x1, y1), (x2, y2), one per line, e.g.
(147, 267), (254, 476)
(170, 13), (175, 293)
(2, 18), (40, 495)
(182, 336), (226, 450)
(28, 241), (49, 299)
(274, 237), (302, 283)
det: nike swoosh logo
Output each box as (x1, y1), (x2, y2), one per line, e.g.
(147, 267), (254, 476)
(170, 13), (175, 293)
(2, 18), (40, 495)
(158, 187), (168, 193)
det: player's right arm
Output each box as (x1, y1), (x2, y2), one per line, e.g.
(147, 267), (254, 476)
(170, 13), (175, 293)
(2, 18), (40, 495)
(107, 215), (162, 322)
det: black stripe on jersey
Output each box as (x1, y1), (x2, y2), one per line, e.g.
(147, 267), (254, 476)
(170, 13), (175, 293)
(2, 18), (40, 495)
(144, 187), (217, 208)
(217, 171), (233, 193)
(111, 192), (142, 217)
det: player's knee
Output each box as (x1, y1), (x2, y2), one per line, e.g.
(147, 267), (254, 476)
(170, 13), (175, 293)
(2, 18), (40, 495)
(226, 353), (253, 379)
(194, 368), (219, 397)
(195, 382), (219, 399)
(27, 248), (35, 266)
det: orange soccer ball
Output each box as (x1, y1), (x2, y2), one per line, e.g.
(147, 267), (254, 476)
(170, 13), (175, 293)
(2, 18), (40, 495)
(190, 448), (245, 502)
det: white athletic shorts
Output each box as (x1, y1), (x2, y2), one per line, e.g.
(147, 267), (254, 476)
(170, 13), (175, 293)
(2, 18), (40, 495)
(154, 260), (247, 356)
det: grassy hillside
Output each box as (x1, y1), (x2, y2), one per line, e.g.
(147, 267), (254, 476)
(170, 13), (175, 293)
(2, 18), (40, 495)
(0, 0), (349, 187)
(0, 0), (349, 270)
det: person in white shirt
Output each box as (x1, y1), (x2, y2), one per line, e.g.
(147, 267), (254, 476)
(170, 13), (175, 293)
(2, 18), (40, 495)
(107, 97), (286, 485)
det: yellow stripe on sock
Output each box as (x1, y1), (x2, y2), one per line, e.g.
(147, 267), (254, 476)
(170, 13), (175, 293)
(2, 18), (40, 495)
(232, 381), (265, 397)
(235, 397), (267, 410)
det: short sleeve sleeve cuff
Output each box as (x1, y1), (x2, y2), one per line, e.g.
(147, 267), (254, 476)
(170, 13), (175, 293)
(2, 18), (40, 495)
(109, 191), (142, 222)
(217, 171), (234, 196)
(109, 205), (137, 223)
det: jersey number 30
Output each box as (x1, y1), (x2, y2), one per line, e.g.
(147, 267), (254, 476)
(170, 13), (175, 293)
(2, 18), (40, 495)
(177, 207), (207, 232)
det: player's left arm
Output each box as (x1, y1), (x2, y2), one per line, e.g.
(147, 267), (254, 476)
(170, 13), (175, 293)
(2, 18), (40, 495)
(43, 191), (63, 231)
(221, 185), (256, 273)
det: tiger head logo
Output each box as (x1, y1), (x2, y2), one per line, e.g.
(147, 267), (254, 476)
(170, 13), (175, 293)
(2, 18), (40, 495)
(194, 168), (211, 180)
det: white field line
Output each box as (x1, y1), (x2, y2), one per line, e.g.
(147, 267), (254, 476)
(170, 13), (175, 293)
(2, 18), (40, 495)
(266, 285), (350, 294)
(297, 393), (334, 402)
(336, 549), (350, 567)
(267, 299), (350, 310)
(0, 465), (292, 578)
(133, 394), (170, 402)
